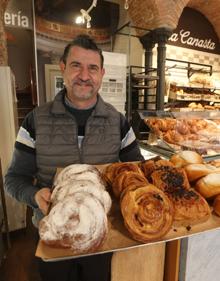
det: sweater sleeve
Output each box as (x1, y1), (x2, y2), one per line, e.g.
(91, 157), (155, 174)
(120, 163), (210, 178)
(4, 111), (39, 208)
(4, 148), (39, 208)
(119, 114), (144, 162)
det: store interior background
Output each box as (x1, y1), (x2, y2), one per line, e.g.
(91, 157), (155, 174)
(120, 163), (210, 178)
(3, 0), (220, 107)
(1, 0), (220, 281)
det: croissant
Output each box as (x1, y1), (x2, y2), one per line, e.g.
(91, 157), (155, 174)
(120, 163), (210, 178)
(112, 171), (148, 199)
(176, 120), (190, 135)
(120, 184), (173, 242)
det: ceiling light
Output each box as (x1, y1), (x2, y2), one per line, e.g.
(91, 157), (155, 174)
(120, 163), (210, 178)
(124, 0), (129, 10)
(75, 16), (85, 25)
(75, 0), (97, 28)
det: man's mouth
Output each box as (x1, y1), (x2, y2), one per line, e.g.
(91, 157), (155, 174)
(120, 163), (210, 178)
(74, 80), (93, 87)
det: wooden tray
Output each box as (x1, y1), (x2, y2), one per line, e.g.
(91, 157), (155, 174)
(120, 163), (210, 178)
(35, 164), (220, 261)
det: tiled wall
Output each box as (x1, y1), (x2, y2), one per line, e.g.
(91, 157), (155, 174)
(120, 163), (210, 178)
(161, 45), (220, 81)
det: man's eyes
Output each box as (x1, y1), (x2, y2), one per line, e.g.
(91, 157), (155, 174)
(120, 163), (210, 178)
(88, 65), (99, 72)
(69, 63), (99, 72)
(70, 62), (80, 68)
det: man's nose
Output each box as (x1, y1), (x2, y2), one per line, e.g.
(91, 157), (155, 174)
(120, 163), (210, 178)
(79, 66), (90, 81)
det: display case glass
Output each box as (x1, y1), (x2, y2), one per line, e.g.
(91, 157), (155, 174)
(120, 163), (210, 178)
(142, 110), (220, 159)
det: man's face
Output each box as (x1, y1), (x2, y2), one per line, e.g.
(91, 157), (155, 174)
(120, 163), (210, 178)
(60, 46), (105, 104)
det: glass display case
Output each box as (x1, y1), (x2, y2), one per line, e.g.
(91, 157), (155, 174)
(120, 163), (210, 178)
(136, 110), (220, 160)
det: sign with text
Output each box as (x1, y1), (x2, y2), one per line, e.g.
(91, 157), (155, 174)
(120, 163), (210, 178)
(168, 7), (220, 54)
(4, 0), (32, 29)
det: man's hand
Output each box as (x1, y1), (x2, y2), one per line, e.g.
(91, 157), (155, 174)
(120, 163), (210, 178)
(34, 188), (51, 215)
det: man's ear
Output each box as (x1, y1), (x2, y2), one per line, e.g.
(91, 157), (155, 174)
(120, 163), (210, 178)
(101, 67), (105, 77)
(59, 61), (65, 73)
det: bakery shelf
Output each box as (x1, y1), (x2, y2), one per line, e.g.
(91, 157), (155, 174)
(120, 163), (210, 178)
(132, 74), (159, 80)
(133, 85), (157, 89)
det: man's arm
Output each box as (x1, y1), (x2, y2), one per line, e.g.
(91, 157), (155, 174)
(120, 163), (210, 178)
(4, 111), (51, 215)
(4, 148), (39, 208)
(119, 114), (144, 162)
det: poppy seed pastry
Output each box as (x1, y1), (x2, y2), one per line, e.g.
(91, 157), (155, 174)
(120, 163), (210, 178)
(150, 165), (211, 226)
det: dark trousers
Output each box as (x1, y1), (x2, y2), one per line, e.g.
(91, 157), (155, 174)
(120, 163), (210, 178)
(37, 252), (112, 281)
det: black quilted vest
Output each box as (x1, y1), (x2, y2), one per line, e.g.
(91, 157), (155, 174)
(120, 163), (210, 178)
(34, 91), (121, 187)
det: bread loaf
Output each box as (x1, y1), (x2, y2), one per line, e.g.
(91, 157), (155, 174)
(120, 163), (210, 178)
(170, 150), (203, 167)
(195, 173), (220, 198)
(185, 163), (220, 182)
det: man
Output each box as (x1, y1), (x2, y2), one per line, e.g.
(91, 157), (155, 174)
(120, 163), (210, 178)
(5, 34), (144, 281)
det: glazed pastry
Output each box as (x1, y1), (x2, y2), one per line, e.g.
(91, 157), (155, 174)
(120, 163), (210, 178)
(163, 130), (184, 144)
(102, 162), (123, 186)
(150, 166), (211, 225)
(103, 162), (143, 186)
(169, 188), (210, 226)
(139, 159), (157, 179)
(120, 184), (173, 242)
(151, 166), (191, 191)
(112, 171), (148, 199)
(140, 158), (174, 180)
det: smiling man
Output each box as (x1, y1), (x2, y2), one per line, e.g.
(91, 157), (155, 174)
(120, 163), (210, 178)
(60, 44), (105, 107)
(4, 34), (144, 281)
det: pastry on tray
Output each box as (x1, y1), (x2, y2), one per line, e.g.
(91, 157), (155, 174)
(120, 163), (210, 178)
(112, 171), (149, 199)
(143, 158), (211, 226)
(39, 164), (112, 254)
(120, 184), (174, 242)
(103, 162), (143, 186)
(145, 117), (220, 155)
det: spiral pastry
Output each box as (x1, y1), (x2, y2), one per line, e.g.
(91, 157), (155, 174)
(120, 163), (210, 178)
(39, 193), (108, 253)
(112, 171), (148, 199)
(120, 184), (173, 242)
(104, 162), (143, 186)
